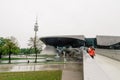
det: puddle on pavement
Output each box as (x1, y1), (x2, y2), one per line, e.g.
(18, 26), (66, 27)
(0, 62), (83, 72)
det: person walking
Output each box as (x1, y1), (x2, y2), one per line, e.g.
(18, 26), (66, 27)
(88, 46), (95, 59)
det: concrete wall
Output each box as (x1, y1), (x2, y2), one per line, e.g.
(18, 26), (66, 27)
(40, 45), (57, 55)
(96, 49), (120, 61)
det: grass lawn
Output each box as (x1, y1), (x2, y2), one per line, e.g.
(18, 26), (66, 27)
(0, 70), (62, 80)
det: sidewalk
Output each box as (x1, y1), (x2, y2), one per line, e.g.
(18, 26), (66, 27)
(61, 62), (83, 80)
(95, 54), (120, 80)
(62, 70), (82, 80)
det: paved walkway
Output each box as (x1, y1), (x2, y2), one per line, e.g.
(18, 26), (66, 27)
(95, 54), (120, 80)
(62, 70), (82, 80)
(62, 62), (83, 80)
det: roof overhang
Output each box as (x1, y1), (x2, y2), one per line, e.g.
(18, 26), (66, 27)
(40, 35), (85, 47)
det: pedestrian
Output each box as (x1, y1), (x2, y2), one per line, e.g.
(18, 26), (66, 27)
(88, 46), (95, 59)
(28, 60), (29, 63)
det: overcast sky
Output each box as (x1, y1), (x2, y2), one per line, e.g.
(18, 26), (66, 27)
(0, 0), (120, 48)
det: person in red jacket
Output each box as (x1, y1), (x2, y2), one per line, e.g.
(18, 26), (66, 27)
(88, 46), (95, 59)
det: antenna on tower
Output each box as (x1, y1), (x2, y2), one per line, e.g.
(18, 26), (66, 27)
(34, 16), (39, 31)
(35, 15), (38, 24)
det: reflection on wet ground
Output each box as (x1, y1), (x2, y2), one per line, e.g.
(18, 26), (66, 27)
(0, 59), (46, 64)
(0, 62), (82, 72)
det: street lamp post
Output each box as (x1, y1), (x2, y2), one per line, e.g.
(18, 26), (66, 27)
(34, 18), (39, 63)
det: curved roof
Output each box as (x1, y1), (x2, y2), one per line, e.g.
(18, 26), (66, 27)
(40, 35), (85, 40)
(40, 35), (85, 47)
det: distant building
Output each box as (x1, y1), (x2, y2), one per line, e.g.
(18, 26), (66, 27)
(85, 38), (97, 47)
(96, 35), (120, 49)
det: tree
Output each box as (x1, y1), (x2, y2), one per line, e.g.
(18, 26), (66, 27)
(28, 36), (44, 63)
(3, 37), (20, 63)
(20, 48), (35, 54)
(0, 37), (5, 59)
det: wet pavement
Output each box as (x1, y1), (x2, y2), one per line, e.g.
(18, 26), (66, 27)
(0, 59), (46, 64)
(0, 63), (61, 72)
(0, 62), (83, 73)
(62, 62), (83, 80)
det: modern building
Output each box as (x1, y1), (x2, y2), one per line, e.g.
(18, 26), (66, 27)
(40, 35), (85, 48)
(96, 35), (120, 49)
(40, 35), (120, 49)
